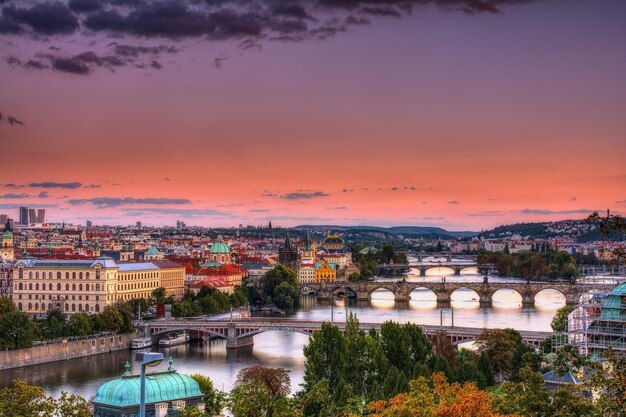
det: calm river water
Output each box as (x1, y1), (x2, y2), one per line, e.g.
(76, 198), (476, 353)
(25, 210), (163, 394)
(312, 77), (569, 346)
(1, 261), (569, 399)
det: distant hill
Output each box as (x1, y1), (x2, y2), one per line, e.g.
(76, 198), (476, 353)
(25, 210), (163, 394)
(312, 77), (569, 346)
(479, 219), (624, 242)
(293, 225), (478, 238)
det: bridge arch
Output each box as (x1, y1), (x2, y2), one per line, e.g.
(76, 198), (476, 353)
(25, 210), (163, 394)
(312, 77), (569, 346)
(368, 286), (397, 300)
(450, 287), (481, 306)
(534, 288), (567, 307)
(328, 285), (358, 298)
(492, 288), (523, 307)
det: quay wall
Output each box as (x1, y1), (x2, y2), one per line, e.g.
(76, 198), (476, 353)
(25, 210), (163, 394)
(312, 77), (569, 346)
(0, 333), (137, 370)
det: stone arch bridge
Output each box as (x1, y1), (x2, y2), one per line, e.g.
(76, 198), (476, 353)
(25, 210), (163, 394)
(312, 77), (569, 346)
(302, 280), (597, 307)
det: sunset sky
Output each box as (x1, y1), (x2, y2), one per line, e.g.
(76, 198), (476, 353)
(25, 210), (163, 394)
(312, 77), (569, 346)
(1, 0), (625, 230)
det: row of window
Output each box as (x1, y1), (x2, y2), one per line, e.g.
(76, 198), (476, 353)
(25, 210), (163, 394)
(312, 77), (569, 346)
(18, 269), (101, 280)
(18, 302), (100, 313)
(120, 272), (158, 280)
(119, 281), (158, 291)
(18, 294), (99, 301)
(17, 282), (102, 292)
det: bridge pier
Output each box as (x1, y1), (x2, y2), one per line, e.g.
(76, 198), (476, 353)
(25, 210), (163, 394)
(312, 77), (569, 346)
(453, 266), (461, 276)
(419, 267), (427, 276)
(226, 335), (254, 349)
(436, 291), (451, 308)
(479, 292), (493, 308)
(521, 292), (535, 308)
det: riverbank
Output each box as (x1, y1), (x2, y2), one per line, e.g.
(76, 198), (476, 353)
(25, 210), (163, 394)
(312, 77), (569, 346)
(0, 332), (137, 371)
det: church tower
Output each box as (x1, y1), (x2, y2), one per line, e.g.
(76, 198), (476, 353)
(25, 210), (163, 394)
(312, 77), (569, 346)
(278, 233), (298, 271)
(1, 231), (15, 262)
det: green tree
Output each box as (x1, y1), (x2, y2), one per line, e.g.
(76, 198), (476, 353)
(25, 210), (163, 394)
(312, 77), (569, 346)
(478, 351), (496, 386)
(67, 312), (93, 337)
(54, 391), (92, 417)
(40, 309), (67, 340)
(190, 373), (224, 414)
(99, 306), (124, 332)
(0, 380), (55, 417)
(551, 305), (575, 332)
(348, 272), (361, 283)
(0, 295), (17, 315)
(151, 287), (167, 304)
(0, 310), (37, 349)
(273, 281), (301, 310)
(228, 366), (295, 417)
(476, 328), (523, 377)
(303, 322), (346, 394)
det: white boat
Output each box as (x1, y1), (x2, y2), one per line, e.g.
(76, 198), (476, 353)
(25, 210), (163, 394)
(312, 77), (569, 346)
(131, 337), (153, 349)
(158, 332), (190, 347)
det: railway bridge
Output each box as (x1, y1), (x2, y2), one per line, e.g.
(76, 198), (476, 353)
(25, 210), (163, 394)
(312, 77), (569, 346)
(142, 318), (551, 350)
(300, 280), (607, 307)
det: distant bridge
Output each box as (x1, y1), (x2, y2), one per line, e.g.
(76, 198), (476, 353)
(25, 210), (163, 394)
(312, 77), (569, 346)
(300, 280), (613, 307)
(143, 318), (551, 349)
(378, 261), (495, 277)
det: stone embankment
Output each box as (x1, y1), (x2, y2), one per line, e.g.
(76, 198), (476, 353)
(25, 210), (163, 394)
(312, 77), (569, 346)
(0, 332), (137, 370)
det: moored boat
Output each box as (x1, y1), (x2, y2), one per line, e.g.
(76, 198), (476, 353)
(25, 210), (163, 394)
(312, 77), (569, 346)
(158, 332), (190, 347)
(131, 337), (153, 349)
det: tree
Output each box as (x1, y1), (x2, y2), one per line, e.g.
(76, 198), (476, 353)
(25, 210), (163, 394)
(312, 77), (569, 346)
(303, 322), (346, 395)
(67, 312), (93, 337)
(551, 306), (575, 332)
(151, 287), (167, 304)
(0, 380), (55, 417)
(228, 366), (295, 417)
(477, 352), (495, 386)
(54, 391), (92, 417)
(0, 310), (37, 349)
(40, 309), (67, 340)
(261, 265), (298, 299)
(588, 347), (626, 416)
(272, 281), (301, 310)
(0, 295), (17, 315)
(475, 328), (523, 377)
(190, 373), (224, 414)
(348, 272), (361, 283)
(366, 373), (511, 417)
(99, 306), (124, 332)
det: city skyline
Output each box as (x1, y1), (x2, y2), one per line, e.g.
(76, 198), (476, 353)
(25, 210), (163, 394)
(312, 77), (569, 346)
(1, 0), (625, 229)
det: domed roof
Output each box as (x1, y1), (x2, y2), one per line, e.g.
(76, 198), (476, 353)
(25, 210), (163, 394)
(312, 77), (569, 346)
(1, 230), (12, 239)
(323, 235), (344, 245)
(210, 236), (230, 254)
(600, 282), (626, 321)
(92, 371), (202, 408)
(146, 245), (161, 255)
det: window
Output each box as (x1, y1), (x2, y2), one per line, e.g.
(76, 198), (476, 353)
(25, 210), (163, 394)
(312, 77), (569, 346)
(57, 271), (61, 279)
(28, 303), (32, 310)
(86, 283), (90, 291)
(95, 304), (100, 312)
(48, 283), (53, 291)
(35, 283), (39, 290)
(57, 283), (61, 291)
(35, 272), (39, 279)
(86, 272), (90, 279)
(72, 284), (76, 291)
(49, 272), (53, 279)
(96, 269), (100, 279)
(18, 303), (22, 311)
(66, 272), (70, 279)
(78, 304), (82, 311)
(34, 303), (39, 310)
(29, 271), (33, 279)
(19, 268), (23, 278)
(72, 304), (75, 312)
(18, 283), (23, 290)
(28, 283), (32, 290)
(79, 272), (83, 280)
(79, 284), (82, 291)
(65, 304), (69, 311)
(95, 283), (100, 291)
(73, 272), (76, 280)
(66, 284), (69, 291)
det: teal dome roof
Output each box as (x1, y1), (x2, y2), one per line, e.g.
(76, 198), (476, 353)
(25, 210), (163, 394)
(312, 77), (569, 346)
(210, 237), (230, 254)
(92, 371), (203, 408)
(146, 246), (161, 255)
(1, 230), (12, 239)
(600, 282), (626, 321)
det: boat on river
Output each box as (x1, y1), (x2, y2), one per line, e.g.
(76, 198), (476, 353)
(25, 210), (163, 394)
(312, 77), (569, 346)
(158, 332), (190, 347)
(130, 337), (153, 349)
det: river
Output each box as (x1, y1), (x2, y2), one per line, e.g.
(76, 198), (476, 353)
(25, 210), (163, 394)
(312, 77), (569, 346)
(0, 261), (571, 399)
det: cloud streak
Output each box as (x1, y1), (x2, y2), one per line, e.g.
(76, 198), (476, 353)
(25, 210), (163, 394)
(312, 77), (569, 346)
(68, 197), (192, 207)
(281, 191), (330, 200)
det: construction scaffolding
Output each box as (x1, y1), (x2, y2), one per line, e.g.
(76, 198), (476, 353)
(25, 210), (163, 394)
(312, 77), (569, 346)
(568, 280), (626, 357)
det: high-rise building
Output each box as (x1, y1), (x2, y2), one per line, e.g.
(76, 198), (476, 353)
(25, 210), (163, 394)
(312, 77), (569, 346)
(19, 207), (29, 225)
(37, 209), (45, 223)
(136, 221), (142, 228)
(0, 214), (7, 228)
(28, 209), (36, 224)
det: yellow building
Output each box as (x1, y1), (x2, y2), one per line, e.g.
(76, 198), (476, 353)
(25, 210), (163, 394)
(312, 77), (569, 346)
(1, 231), (14, 262)
(315, 261), (336, 283)
(12, 257), (185, 316)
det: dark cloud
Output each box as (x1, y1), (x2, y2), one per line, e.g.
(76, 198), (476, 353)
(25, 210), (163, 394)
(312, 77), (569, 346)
(447, 200), (460, 205)
(0, 193), (29, 199)
(38, 191), (49, 198)
(29, 181), (82, 189)
(68, 197), (192, 207)
(519, 208), (597, 215)
(3, 183), (23, 188)
(213, 54), (228, 68)
(281, 191), (330, 200)
(468, 210), (503, 217)
(3, 2), (78, 35)
(328, 206), (347, 210)
(341, 188), (354, 193)
(2, 0), (540, 75)
(68, 0), (103, 13)
(249, 208), (270, 213)
(391, 187), (398, 191)
(569, 196), (577, 202)
(84, 184), (102, 188)
(121, 207), (230, 217)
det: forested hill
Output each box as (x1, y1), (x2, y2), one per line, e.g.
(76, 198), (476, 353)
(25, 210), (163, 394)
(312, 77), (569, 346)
(479, 219), (624, 242)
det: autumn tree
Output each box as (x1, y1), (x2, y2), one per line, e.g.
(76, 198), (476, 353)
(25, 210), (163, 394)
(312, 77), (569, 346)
(228, 366), (296, 417)
(0, 380), (91, 417)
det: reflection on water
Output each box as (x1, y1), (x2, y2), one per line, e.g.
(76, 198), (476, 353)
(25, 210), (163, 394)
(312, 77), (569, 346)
(1, 270), (569, 400)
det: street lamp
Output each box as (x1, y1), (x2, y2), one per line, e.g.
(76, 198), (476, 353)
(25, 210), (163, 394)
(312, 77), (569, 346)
(136, 352), (164, 417)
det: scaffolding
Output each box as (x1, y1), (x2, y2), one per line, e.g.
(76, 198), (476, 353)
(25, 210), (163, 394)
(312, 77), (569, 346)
(568, 281), (626, 357)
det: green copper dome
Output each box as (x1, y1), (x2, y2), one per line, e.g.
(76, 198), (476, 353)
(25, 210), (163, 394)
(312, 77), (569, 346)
(600, 282), (626, 321)
(1, 230), (12, 239)
(210, 236), (230, 254)
(92, 371), (203, 408)
(146, 246), (161, 255)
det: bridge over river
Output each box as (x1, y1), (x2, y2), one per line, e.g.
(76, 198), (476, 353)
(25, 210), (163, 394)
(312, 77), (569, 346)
(143, 318), (551, 349)
(301, 280), (614, 307)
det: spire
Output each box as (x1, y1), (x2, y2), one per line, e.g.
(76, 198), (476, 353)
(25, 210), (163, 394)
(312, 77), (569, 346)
(123, 361), (132, 376)
(305, 231), (312, 250)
